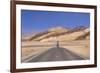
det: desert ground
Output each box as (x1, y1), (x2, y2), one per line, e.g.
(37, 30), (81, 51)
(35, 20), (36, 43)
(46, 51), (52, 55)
(21, 39), (89, 62)
(21, 26), (90, 62)
(60, 40), (90, 59)
(21, 41), (55, 62)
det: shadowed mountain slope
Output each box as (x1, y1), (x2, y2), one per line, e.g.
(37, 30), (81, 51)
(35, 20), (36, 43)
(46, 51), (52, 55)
(22, 26), (90, 42)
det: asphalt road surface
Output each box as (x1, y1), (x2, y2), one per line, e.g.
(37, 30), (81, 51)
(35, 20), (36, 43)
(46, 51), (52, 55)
(27, 46), (85, 62)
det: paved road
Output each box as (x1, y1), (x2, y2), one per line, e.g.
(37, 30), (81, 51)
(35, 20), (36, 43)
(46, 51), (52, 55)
(27, 46), (85, 62)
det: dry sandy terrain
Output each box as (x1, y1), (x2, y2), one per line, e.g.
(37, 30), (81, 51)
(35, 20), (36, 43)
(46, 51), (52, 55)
(21, 41), (57, 61)
(21, 27), (90, 61)
(21, 39), (90, 61)
(59, 40), (90, 59)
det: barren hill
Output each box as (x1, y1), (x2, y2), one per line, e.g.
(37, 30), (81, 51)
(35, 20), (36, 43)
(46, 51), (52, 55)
(22, 26), (90, 42)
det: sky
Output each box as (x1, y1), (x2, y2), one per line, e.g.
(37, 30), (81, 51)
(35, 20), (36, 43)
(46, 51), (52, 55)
(21, 10), (90, 34)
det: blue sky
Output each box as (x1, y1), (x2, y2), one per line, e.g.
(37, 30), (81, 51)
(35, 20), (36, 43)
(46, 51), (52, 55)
(21, 10), (90, 34)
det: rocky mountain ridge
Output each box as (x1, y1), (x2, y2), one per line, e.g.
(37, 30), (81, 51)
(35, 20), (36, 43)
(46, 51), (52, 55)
(22, 26), (90, 42)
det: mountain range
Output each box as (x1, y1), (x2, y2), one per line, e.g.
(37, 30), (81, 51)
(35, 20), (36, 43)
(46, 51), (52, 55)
(22, 26), (90, 42)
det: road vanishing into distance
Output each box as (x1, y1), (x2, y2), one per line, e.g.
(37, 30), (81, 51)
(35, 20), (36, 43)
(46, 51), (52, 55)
(25, 46), (85, 62)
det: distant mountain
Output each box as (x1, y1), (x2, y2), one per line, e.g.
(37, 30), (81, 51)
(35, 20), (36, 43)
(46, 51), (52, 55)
(22, 26), (90, 42)
(67, 26), (87, 33)
(29, 26), (69, 41)
(75, 28), (90, 40)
